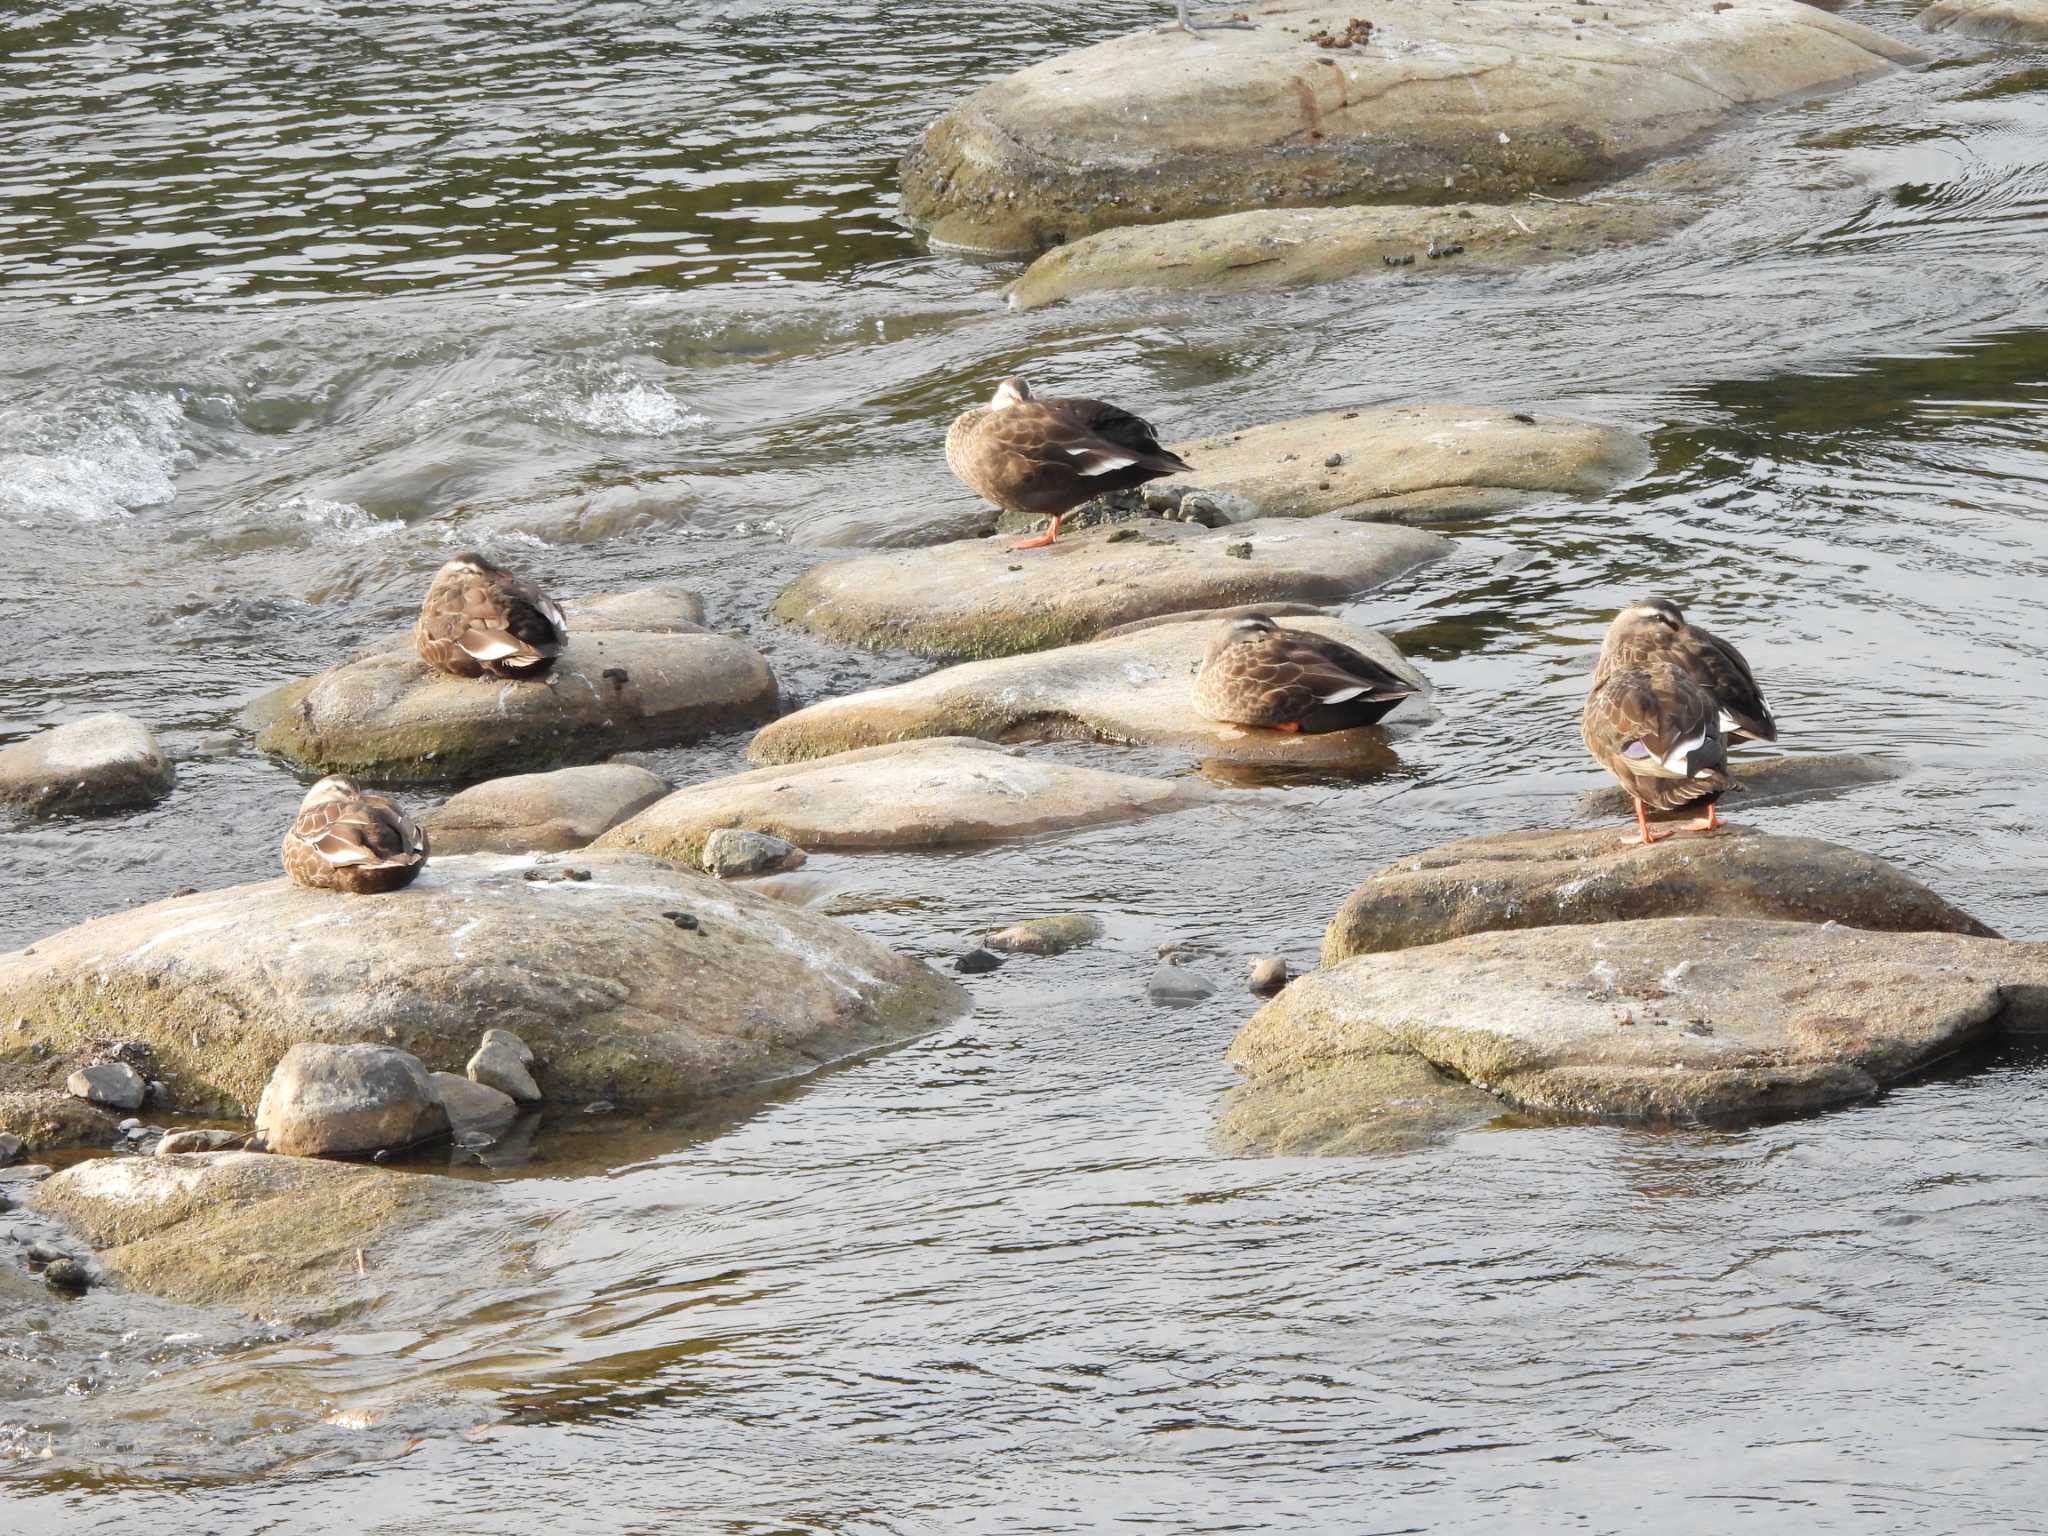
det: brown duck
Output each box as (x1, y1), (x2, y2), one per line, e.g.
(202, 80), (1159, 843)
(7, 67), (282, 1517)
(1596, 596), (1776, 743)
(414, 553), (568, 680)
(945, 376), (1194, 550)
(1195, 613), (1420, 732)
(280, 776), (428, 894)
(1582, 657), (1734, 846)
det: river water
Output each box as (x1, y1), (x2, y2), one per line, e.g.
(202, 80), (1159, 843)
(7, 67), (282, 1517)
(6, 0), (2048, 1529)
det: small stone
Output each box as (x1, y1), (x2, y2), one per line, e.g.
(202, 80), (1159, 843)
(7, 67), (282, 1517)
(0, 1133), (23, 1167)
(1248, 956), (1291, 996)
(156, 1128), (243, 1156)
(1148, 962), (1219, 1005)
(584, 1099), (615, 1115)
(564, 867), (591, 882)
(430, 1072), (520, 1142)
(468, 1029), (542, 1104)
(985, 914), (1105, 957)
(43, 1258), (90, 1295)
(954, 948), (1003, 975)
(700, 827), (806, 878)
(255, 1043), (451, 1158)
(661, 910), (700, 931)
(1322, 453), (1343, 467)
(1225, 542), (1252, 560)
(117, 1118), (140, 1133)
(66, 1062), (146, 1112)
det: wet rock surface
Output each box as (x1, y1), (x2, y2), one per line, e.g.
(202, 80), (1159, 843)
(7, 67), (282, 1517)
(900, 0), (1922, 254)
(1921, 0), (2048, 41)
(600, 738), (1219, 858)
(1230, 919), (2048, 1132)
(985, 914), (1105, 956)
(255, 1043), (451, 1158)
(1576, 751), (1900, 820)
(750, 612), (1428, 769)
(421, 763), (671, 854)
(0, 850), (965, 1116)
(0, 714), (175, 816)
(245, 586), (778, 784)
(1323, 827), (1993, 964)
(769, 516), (1447, 660)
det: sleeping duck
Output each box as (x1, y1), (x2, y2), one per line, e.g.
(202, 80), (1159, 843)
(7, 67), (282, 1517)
(414, 553), (567, 681)
(1582, 656), (1734, 847)
(1597, 596), (1776, 743)
(1195, 613), (1421, 733)
(945, 376), (1194, 550)
(281, 776), (428, 894)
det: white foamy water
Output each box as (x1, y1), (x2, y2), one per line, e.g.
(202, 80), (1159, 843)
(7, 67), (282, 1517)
(277, 494), (403, 543)
(0, 390), (188, 523)
(545, 377), (705, 437)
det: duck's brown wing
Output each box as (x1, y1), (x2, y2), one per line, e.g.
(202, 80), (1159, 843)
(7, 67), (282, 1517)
(1582, 666), (1730, 811)
(1683, 625), (1776, 742)
(283, 793), (428, 891)
(1199, 631), (1418, 730)
(417, 567), (566, 679)
(978, 397), (1192, 503)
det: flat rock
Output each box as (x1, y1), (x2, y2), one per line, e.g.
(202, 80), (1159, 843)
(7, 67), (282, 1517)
(1230, 919), (2048, 1129)
(431, 1071), (519, 1141)
(0, 714), (174, 816)
(1324, 827), (1993, 964)
(600, 738), (1219, 858)
(32, 1151), (495, 1321)
(1921, 0), (2048, 40)
(1577, 752), (1899, 820)
(900, 0), (1921, 255)
(245, 586), (777, 783)
(749, 614), (1429, 769)
(1218, 1052), (1503, 1156)
(0, 850), (963, 1116)
(986, 914), (1105, 956)
(256, 1043), (450, 1158)
(700, 827), (806, 877)
(155, 1128), (244, 1156)
(1141, 405), (1650, 526)
(769, 516), (1447, 660)
(422, 763), (671, 854)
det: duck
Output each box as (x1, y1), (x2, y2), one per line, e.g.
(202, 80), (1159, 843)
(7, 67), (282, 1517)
(1582, 657), (1734, 847)
(1194, 612), (1421, 733)
(1595, 596), (1776, 743)
(413, 552), (568, 680)
(280, 776), (428, 894)
(945, 376), (1194, 551)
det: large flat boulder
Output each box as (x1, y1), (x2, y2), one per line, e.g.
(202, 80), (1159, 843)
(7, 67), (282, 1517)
(599, 738), (1217, 861)
(245, 587), (774, 784)
(1229, 919), (2048, 1132)
(750, 612), (1428, 768)
(0, 850), (964, 1117)
(1921, 0), (2048, 41)
(1323, 827), (1993, 963)
(0, 714), (174, 816)
(770, 517), (1447, 660)
(422, 763), (671, 853)
(901, 0), (1922, 254)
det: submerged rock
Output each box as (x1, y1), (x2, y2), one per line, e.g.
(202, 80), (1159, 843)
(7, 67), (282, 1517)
(1148, 961), (1219, 1005)
(700, 827), (807, 878)
(900, 0), (1923, 254)
(1921, 0), (2048, 41)
(1576, 752), (1900, 820)
(256, 1043), (451, 1158)
(246, 586), (777, 783)
(985, 914), (1105, 956)
(599, 738), (1218, 858)
(0, 714), (174, 817)
(1219, 1052), (1503, 1156)
(66, 1062), (146, 1112)
(1247, 956), (1291, 996)
(1323, 827), (1994, 963)
(769, 516), (1446, 660)
(0, 850), (963, 1116)
(422, 763), (670, 854)
(749, 612), (1428, 770)
(1230, 919), (2048, 1130)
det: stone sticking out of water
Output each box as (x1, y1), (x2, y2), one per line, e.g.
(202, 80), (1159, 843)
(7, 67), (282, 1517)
(985, 914), (1105, 957)
(0, 714), (174, 818)
(422, 763), (671, 854)
(700, 827), (806, 878)
(66, 1063), (146, 1112)
(468, 1029), (541, 1104)
(256, 1043), (450, 1159)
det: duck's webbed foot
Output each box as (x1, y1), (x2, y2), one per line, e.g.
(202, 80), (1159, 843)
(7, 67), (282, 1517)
(1009, 513), (1064, 551)
(1618, 798), (1670, 848)
(1177, 0), (1257, 31)
(1683, 801), (1724, 835)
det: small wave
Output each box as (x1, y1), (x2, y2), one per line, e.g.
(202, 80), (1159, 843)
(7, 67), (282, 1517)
(532, 373), (706, 438)
(0, 391), (188, 523)
(277, 495), (403, 543)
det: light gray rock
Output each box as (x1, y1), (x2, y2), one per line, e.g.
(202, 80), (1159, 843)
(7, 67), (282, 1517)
(256, 1043), (450, 1158)
(900, 0), (1924, 254)
(467, 1031), (541, 1104)
(1148, 962), (1219, 1005)
(1921, 0), (2048, 41)
(700, 827), (806, 878)
(155, 1128), (244, 1157)
(431, 1072), (519, 1141)
(422, 763), (670, 854)
(0, 851), (963, 1117)
(986, 914), (1105, 957)
(66, 1062), (146, 1112)
(1248, 956), (1291, 996)
(0, 715), (174, 816)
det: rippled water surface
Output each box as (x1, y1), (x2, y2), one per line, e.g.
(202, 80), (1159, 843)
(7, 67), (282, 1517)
(8, 0), (2048, 1529)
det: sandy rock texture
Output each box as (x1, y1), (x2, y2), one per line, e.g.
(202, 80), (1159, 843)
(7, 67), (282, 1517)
(0, 715), (174, 816)
(422, 763), (671, 853)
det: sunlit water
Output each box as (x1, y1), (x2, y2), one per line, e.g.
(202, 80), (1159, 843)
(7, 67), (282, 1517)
(6, 0), (2048, 1528)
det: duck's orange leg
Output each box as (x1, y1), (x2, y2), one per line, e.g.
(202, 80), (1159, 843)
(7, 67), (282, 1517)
(1010, 514), (1064, 551)
(1683, 801), (1723, 835)
(1618, 797), (1669, 848)
(1269, 720), (1301, 733)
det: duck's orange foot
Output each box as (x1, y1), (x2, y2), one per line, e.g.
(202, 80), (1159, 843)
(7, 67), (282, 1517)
(1619, 798), (1669, 848)
(1684, 803), (1724, 835)
(1270, 720), (1301, 733)
(1008, 514), (1063, 552)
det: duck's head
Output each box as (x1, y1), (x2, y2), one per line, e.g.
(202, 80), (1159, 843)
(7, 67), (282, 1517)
(299, 775), (362, 810)
(1208, 611), (1278, 663)
(440, 551), (503, 578)
(989, 376), (1034, 410)
(1607, 596), (1685, 643)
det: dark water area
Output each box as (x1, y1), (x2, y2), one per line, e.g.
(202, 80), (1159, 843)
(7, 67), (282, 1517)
(7, 0), (2048, 1529)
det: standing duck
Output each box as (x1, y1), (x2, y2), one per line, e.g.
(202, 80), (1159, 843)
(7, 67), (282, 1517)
(1195, 613), (1421, 733)
(413, 553), (568, 680)
(1582, 655), (1734, 847)
(945, 376), (1194, 550)
(281, 776), (428, 894)
(1596, 596), (1776, 743)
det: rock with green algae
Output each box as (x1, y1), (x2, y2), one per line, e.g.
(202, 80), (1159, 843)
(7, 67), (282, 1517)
(748, 610), (1429, 770)
(1228, 918), (2048, 1134)
(0, 849), (965, 1123)
(900, 0), (1924, 254)
(768, 516), (1446, 661)
(985, 914), (1105, 956)
(1921, 0), (2048, 41)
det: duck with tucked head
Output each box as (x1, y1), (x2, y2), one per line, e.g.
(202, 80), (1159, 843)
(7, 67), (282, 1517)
(1195, 613), (1421, 733)
(281, 776), (428, 894)
(414, 552), (567, 681)
(1596, 595), (1776, 745)
(945, 376), (1194, 551)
